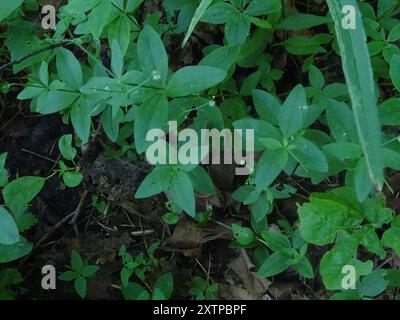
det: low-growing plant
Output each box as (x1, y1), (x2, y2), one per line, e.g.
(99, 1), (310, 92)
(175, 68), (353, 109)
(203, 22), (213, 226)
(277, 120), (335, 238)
(58, 250), (100, 299)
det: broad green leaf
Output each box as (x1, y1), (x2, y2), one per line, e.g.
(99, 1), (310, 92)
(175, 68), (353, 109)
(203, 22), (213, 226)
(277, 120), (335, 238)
(71, 100), (91, 143)
(201, 3), (238, 24)
(358, 270), (388, 297)
(379, 98), (400, 125)
(63, 172), (83, 188)
(153, 273), (173, 300)
(260, 230), (291, 252)
(187, 166), (215, 195)
(327, 0), (383, 197)
(74, 276), (87, 299)
(59, 134), (77, 161)
(290, 137), (328, 173)
(257, 251), (291, 278)
(0, 153), (8, 187)
(56, 48), (83, 89)
(354, 158), (373, 202)
(244, 0), (281, 16)
(135, 166), (173, 199)
(3, 176), (45, 213)
(86, 0), (111, 39)
(382, 216), (400, 256)
(37, 90), (79, 115)
(182, 0), (213, 48)
(0, 237), (32, 263)
(292, 256), (314, 279)
(322, 142), (362, 161)
(225, 14), (251, 45)
(252, 89), (280, 125)
(383, 147), (400, 170)
(279, 84), (307, 138)
(255, 149), (287, 191)
(298, 198), (347, 246)
(137, 25), (168, 83)
(390, 54), (400, 91)
(122, 282), (150, 300)
(0, 0), (23, 21)
(232, 224), (255, 246)
(0, 206), (19, 245)
(320, 232), (371, 290)
(134, 94), (168, 154)
(278, 13), (330, 31)
(170, 171), (196, 217)
(166, 66), (226, 97)
(199, 45), (241, 72)
(111, 39), (124, 79)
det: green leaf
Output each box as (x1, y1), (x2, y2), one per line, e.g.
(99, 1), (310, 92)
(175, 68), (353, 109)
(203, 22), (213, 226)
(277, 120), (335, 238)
(59, 134), (77, 161)
(0, 153), (9, 188)
(153, 273), (174, 300)
(354, 158), (373, 202)
(71, 250), (83, 271)
(199, 45), (241, 72)
(37, 90), (78, 115)
(298, 198), (347, 246)
(167, 66), (226, 97)
(187, 166), (215, 195)
(322, 142), (363, 161)
(86, 0), (111, 39)
(279, 84), (307, 138)
(225, 14), (251, 45)
(71, 99), (91, 143)
(327, 0), (384, 196)
(379, 98), (400, 126)
(0, 206), (19, 245)
(390, 54), (400, 91)
(74, 276), (87, 299)
(232, 224), (255, 246)
(82, 265), (100, 277)
(58, 271), (77, 281)
(122, 282), (150, 300)
(0, 237), (32, 263)
(252, 89), (280, 125)
(255, 149), (287, 191)
(170, 171), (196, 217)
(111, 39), (124, 79)
(0, 0), (23, 21)
(292, 256), (314, 279)
(244, 0), (281, 16)
(182, 0), (213, 48)
(278, 13), (330, 31)
(387, 24), (400, 42)
(201, 3), (238, 24)
(63, 172), (83, 188)
(56, 48), (83, 90)
(258, 251), (291, 278)
(134, 94), (168, 154)
(290, 137), (328, 173)
(358, 270), (388, 297)
(383, 147), (400, 170)
(382, 216), (400, 256)
(308, 65), (325, 90)
(260, 230), (291, 252)
(137, 25), (168, 83)
(135, 166), (173, 199)
(319, 232), (370, 290)
(3, 176), (45, 213)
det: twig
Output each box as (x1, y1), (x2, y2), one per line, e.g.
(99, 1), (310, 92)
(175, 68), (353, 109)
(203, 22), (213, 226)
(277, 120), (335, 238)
(69, 190), (89, 235)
